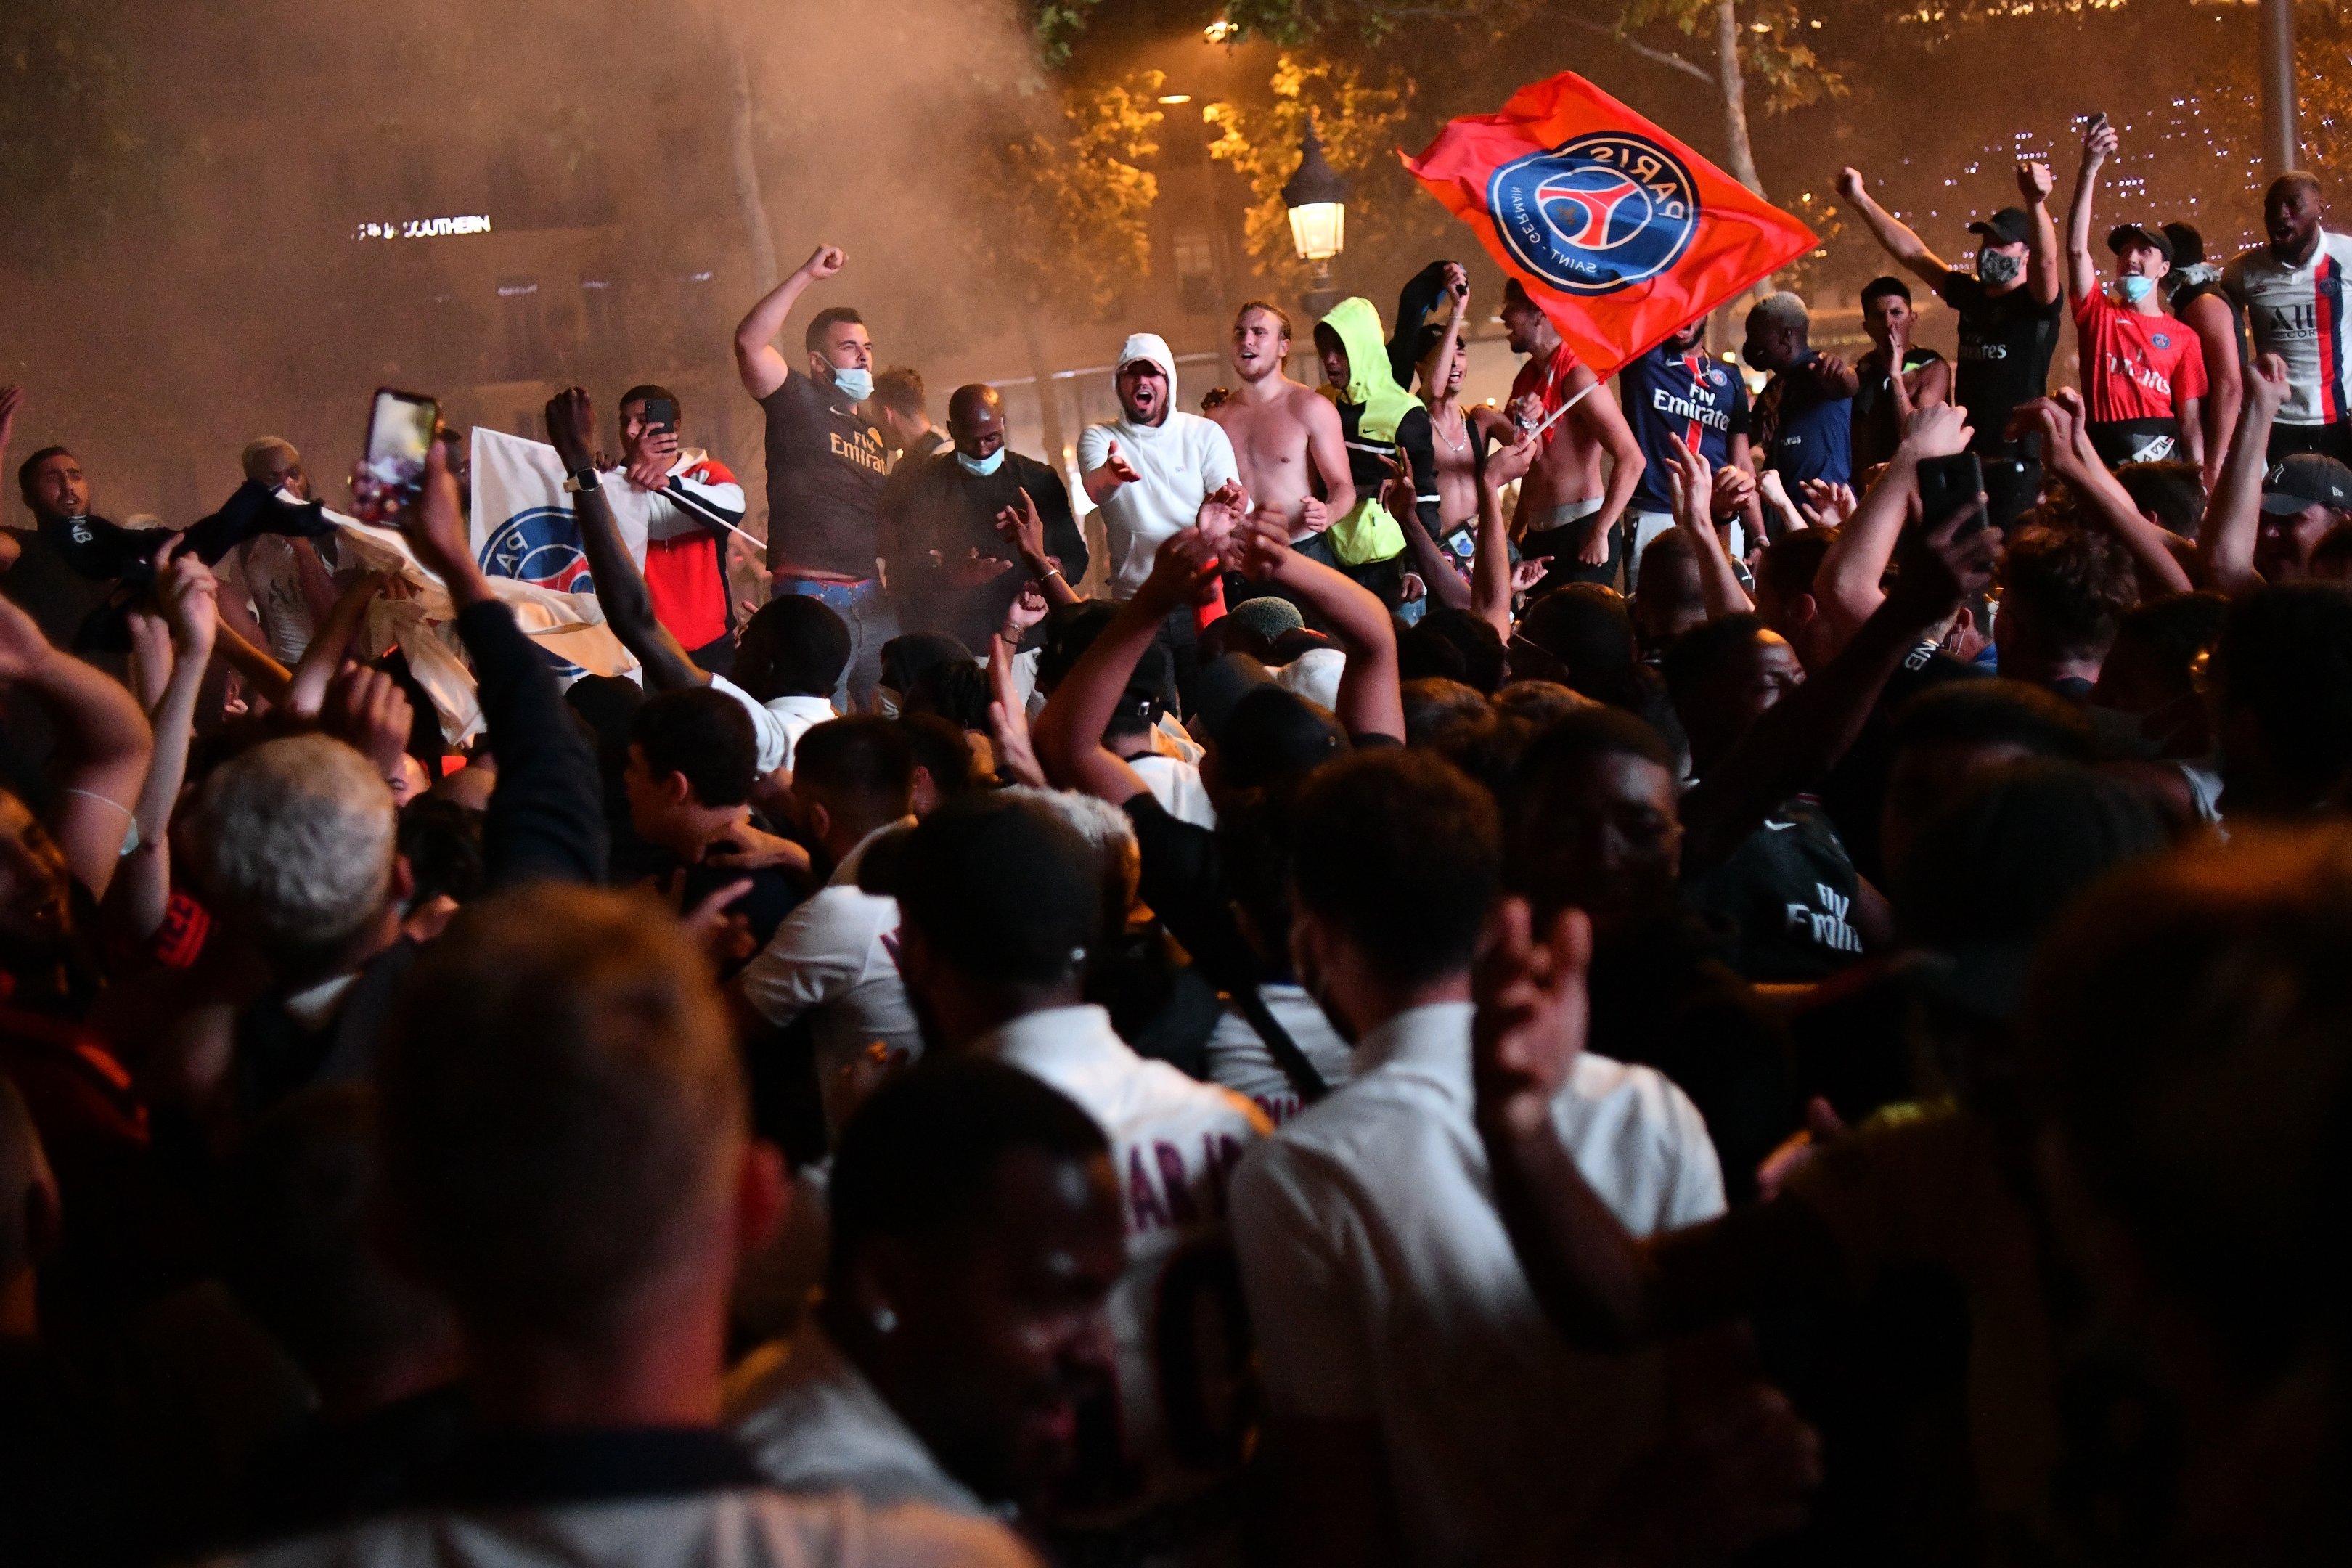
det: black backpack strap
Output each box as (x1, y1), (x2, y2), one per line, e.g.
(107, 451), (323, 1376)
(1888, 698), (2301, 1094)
(1233, 982), (1330, 1106)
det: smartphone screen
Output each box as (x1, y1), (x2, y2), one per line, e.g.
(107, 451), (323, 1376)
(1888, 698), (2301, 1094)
(1915, 452), (1987, 539)
(359, 388), (438, 523)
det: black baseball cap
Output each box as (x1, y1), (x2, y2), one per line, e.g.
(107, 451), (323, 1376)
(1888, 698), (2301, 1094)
(2106, 223), (2173, 263)
(1189, 652), (1273, 743)
(2162, 221), (2206, 268)
(1217, 685), (1347, 791)
(1967, 207), (2034, 247)
(2261, 454), (2352, 515)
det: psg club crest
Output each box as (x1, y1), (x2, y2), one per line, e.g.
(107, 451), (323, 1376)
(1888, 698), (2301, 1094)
(478, 506), (595, 596)
(1486, 132), (1700, 296)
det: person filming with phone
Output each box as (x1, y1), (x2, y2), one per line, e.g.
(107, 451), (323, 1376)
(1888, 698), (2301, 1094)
(611, 385), (750, 678)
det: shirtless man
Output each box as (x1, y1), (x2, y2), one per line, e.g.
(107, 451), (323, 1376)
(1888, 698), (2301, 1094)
(1413, 265), (1517, 542)
(1207, 301), (1355, 544)
(1500, 278), (1646, 592)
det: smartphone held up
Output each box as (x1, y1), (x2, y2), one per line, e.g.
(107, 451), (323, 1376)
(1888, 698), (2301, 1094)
(354, 388), (438, 525)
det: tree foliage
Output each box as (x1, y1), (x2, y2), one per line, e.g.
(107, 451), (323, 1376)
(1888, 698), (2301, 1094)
(1204, 52), (1413, 298)
(984, 69), (1167, 316)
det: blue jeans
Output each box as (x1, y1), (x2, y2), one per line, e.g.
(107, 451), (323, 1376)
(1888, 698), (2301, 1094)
(775, 576), (897, 712)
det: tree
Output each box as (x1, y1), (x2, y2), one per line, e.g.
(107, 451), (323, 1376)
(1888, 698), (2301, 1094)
(1204, 53), (1412, 304)
(978, 70), (1167, 472)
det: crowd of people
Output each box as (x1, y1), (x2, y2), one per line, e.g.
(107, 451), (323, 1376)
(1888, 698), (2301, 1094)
(1, 111), (2349, 1568)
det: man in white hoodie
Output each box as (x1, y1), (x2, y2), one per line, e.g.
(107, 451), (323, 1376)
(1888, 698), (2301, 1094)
(1077, 334), (1241, 701)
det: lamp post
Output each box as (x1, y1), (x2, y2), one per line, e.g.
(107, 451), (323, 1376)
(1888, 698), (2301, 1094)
(1282, 114), (1348, 319)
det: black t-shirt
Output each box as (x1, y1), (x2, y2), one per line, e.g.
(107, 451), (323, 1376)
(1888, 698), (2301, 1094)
(1850, 347), (1946, 473)
(1933, 271), (2062, 454)
(1817, 641), (1985, 885)
(758, 369), (890, 578)
(878, 450), (1087, 648)
(1681, 796), (1868, 984)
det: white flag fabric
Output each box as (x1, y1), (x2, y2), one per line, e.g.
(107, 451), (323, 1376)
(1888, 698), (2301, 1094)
(321, 500), (636, 746)
(468, 425), (676, 589)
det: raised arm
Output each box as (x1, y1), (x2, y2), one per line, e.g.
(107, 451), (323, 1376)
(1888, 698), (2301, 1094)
(1386, 461), (1471, 613)
(994, 489), (1079, 611)
(1227, 510), (1406, 742)
(404, 436), (607, 889)
(2199, 353), (2289, 595)
(1814, 402), (1974, 635)
(1682, 501), (1997, 873)
(0, 600), (152, 901)
(1033, 531), (1222, 805)
(1469, 435), (1540, 637)
(2020, 160), (2062, 309)
(285, 573), (390, 718)
(1836, 167), (1952, 289)
(732, 244), (843, 400)
(547, 387), (708, 693)
(1387, 259), (1459, 388)
(2030, 391), (2194, 595)
(116, 541), (218, 939)
(1662, 435), (1752, 621)
(2065, 118), (2115, 305)
(2180, 292), (2242, 492)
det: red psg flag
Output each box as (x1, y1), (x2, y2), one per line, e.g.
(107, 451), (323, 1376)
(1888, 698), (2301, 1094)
(1402, 72), (1814, 375)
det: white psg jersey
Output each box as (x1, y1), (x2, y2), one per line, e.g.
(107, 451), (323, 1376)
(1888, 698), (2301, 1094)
(974, 1005), (1271, 1556)
(2226, 230), (2352, 426)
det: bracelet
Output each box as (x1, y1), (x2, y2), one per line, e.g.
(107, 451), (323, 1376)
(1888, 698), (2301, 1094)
(1040, 566), (1064, 583)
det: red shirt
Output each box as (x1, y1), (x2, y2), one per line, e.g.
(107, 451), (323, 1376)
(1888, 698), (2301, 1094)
(1510, 341), (1586, 449)
(2074, 292), (2208, 424)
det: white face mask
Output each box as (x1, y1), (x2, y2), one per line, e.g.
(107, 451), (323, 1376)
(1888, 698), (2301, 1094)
(830, 365), (873, 403)
(955, 447), (1005, 478)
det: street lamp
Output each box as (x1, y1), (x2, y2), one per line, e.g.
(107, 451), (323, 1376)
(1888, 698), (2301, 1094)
(1282, 114), (1348, 318)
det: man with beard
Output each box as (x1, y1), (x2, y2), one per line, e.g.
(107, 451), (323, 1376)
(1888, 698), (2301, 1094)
(2226, 171), (2352, 463)
(734, 242), (896, 707)
(4, 444), (151, 679)
(1206, 301), (1355, 555)
(1078, 333), (1240, 699)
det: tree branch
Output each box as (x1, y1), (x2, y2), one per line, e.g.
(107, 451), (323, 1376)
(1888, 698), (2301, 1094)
(1567, 17), (1715, 85)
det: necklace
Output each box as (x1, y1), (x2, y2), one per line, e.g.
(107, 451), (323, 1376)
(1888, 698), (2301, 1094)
(1433, 404), (1469, 454)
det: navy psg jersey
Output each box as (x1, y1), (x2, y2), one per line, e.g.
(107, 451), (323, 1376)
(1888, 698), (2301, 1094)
(1620, 343), (1751, 513)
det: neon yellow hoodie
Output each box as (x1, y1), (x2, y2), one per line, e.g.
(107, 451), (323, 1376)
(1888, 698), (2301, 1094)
(1316, 296), (1413, 567)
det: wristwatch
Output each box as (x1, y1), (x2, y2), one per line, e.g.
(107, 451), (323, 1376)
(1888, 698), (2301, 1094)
(563, 467), (602, 494)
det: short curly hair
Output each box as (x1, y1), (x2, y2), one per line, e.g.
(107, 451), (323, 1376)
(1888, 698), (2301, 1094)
(1996, 524), (2137, 662)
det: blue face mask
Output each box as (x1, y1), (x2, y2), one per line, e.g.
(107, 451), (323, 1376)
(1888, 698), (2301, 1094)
(830, 365), (873, 403)
(2118, 273), (2157, 304)
(955, 447), (1005, 478)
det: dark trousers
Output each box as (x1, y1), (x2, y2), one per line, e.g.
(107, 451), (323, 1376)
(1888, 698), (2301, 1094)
(1524, 519), (1624, 597)
(2268, 420), (2352, 464)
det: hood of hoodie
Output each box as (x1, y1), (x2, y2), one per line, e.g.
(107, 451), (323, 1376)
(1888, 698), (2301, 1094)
(1114, 332), (1178, 429)
(1317, 297), (1420, 442)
